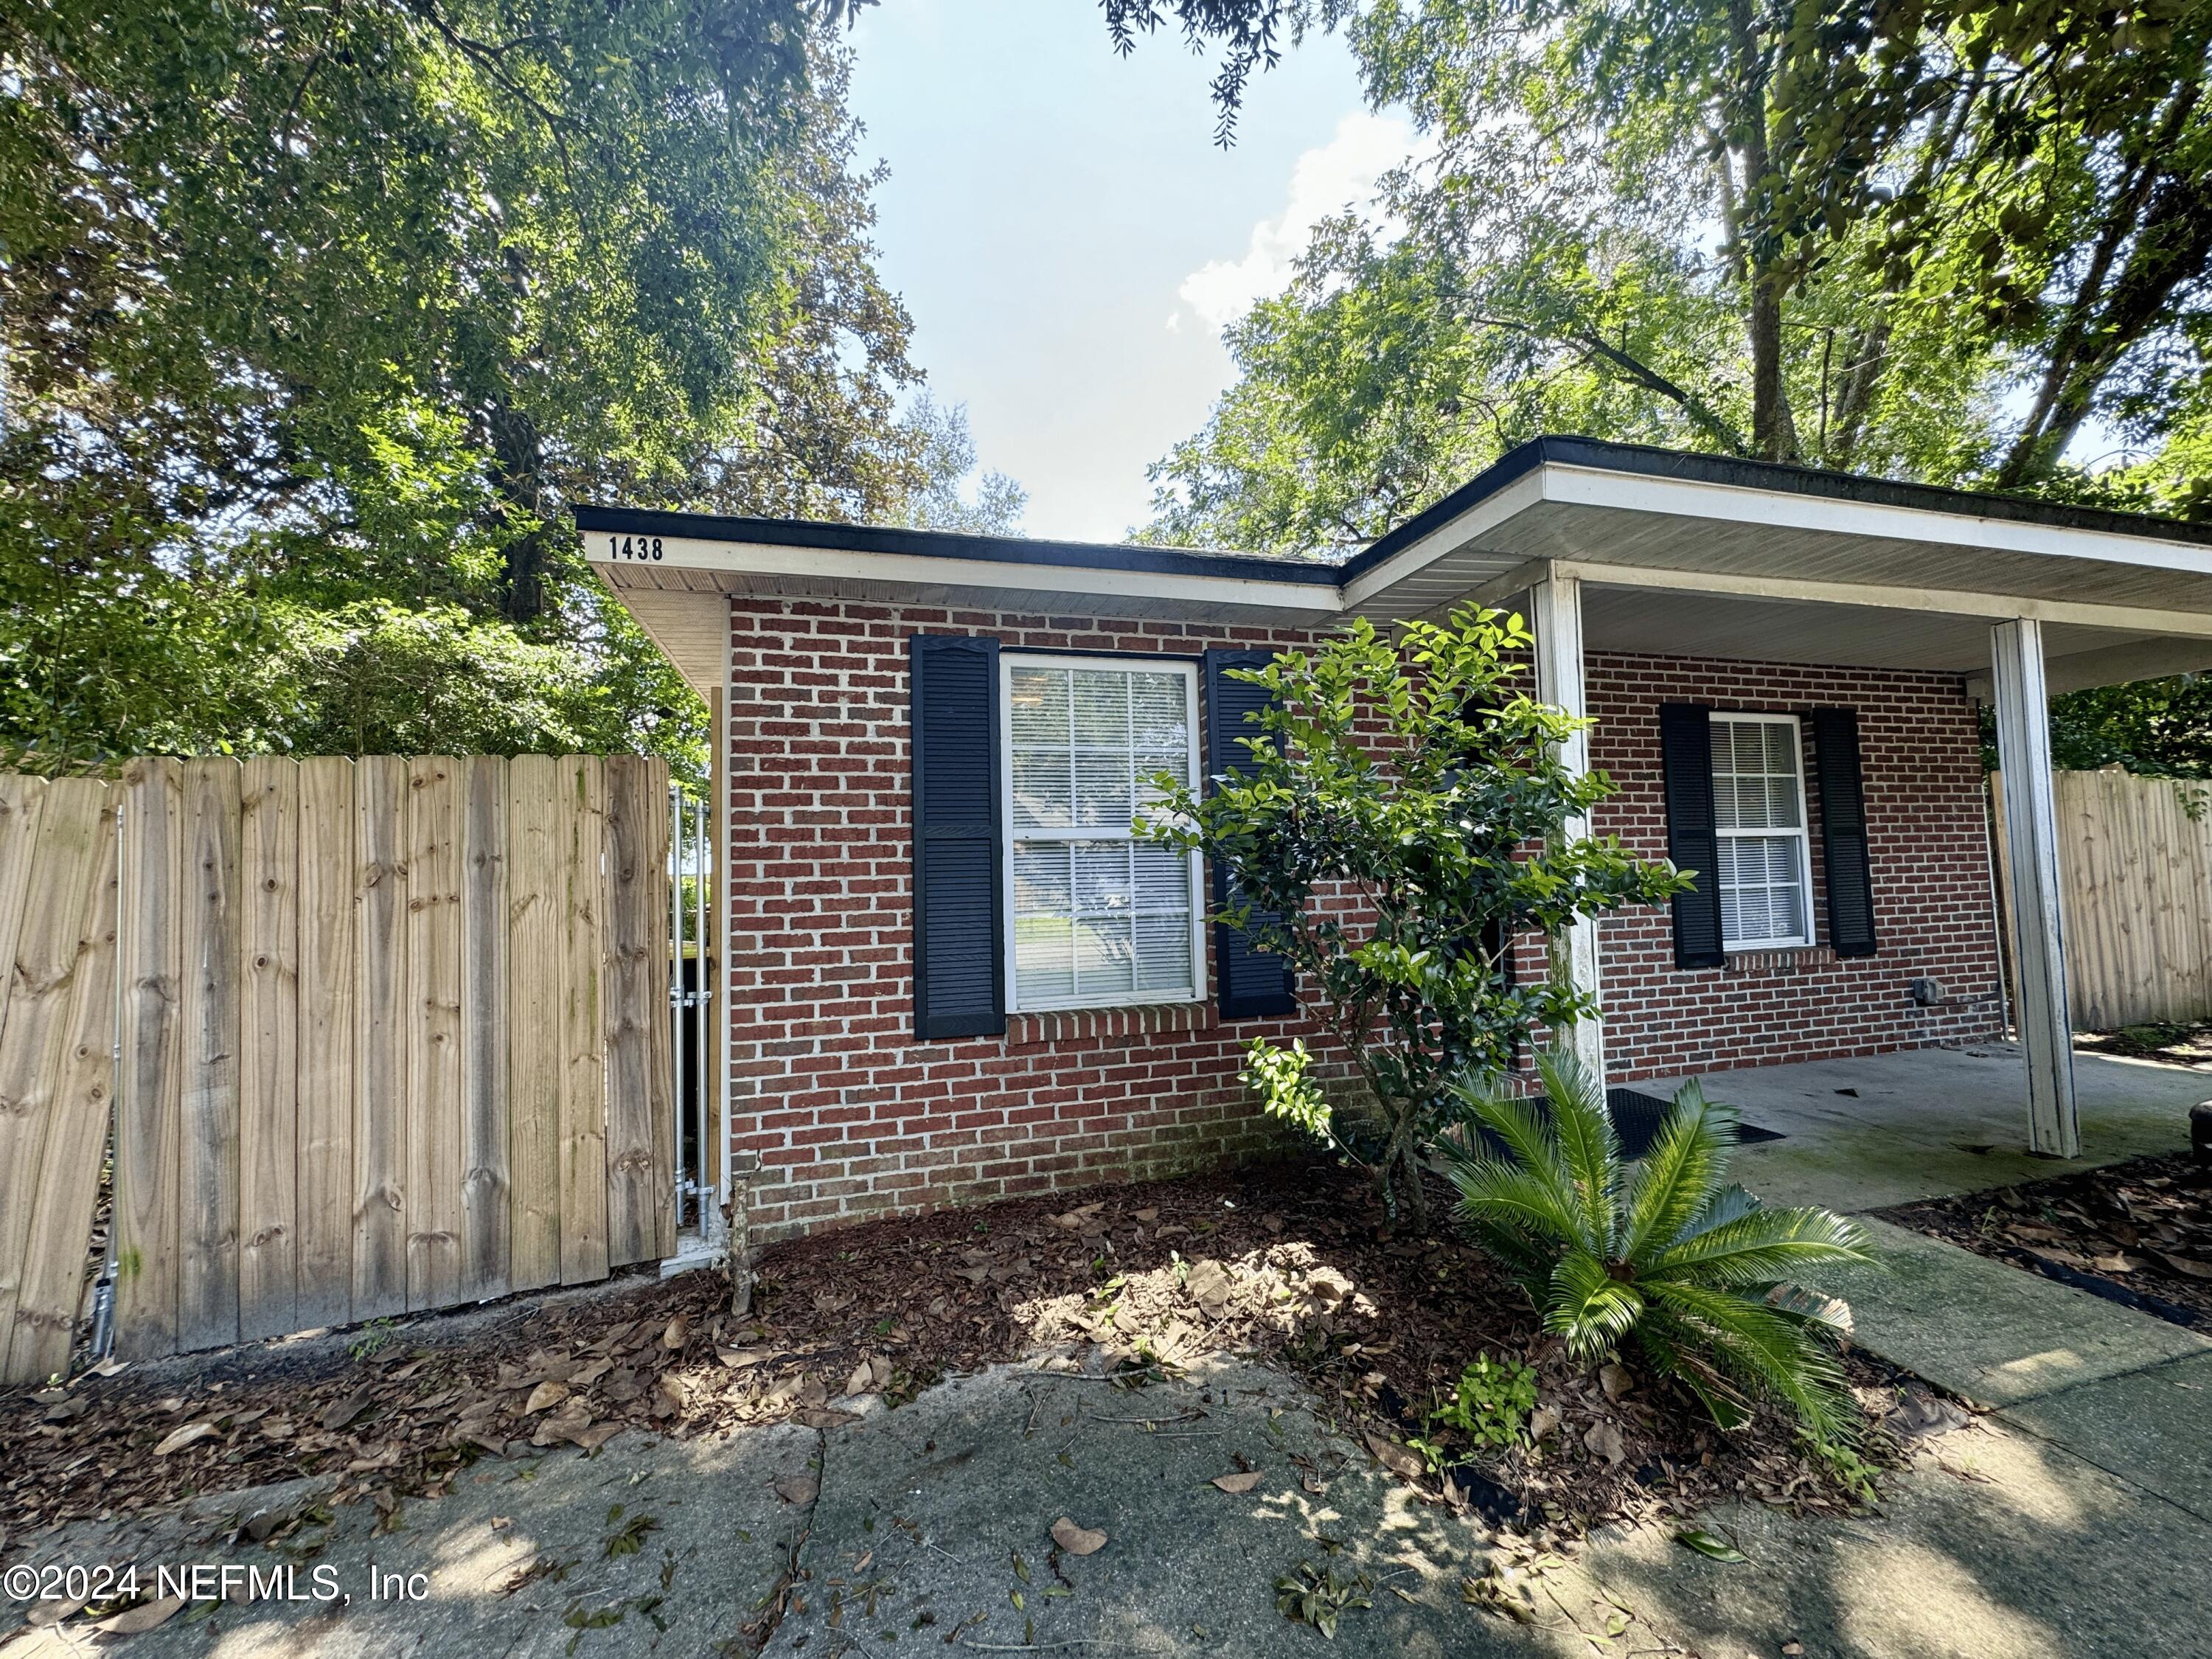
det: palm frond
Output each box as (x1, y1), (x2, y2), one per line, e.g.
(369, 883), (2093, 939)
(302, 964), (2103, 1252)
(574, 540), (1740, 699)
(1642, 1279), (1857, 1441)
(1545, 1249), (1644, 1363)
(1447, 1155), (1588, 1251)
(1531, 1047), (1620, 1251)
(1618, 1082), (1731, 1262)
(1441, 1083), (1593, 1251)
(1649, 1207), (1871, 1286)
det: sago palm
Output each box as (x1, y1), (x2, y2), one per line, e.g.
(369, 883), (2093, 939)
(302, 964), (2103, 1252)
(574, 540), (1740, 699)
(1439, 1048), (1873, 1441)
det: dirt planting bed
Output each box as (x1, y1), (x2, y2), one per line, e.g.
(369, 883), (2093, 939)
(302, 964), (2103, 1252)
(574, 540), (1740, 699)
(1881, 1152), (2212, 1331)
(3, 1156), (1902, 1549)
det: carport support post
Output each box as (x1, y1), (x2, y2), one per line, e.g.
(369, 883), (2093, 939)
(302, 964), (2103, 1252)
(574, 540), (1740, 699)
(1990, 618), (2079, 1157)
(1530, 570), (1607, 1089)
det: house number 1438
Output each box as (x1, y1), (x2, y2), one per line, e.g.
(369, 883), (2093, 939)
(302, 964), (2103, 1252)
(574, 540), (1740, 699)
(606, 536), (664, 560)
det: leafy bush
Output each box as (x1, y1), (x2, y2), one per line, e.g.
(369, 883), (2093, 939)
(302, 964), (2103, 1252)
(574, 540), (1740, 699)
(1141, 607), (1686, 1222)
(1440, 1049), (1873, 1440)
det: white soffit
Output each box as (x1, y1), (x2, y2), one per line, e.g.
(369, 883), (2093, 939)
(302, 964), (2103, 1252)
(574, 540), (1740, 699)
(589, 535), (1342, 628)
(1347, 462), (2212, 623)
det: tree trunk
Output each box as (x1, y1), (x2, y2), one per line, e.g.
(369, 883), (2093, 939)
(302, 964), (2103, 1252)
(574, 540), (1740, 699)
(488, 398), (550, 624)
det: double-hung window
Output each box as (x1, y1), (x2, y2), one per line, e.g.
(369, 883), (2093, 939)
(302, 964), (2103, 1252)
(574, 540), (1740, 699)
(1710, 713), (1815, 950)
(1001, 656), (1204, 1011)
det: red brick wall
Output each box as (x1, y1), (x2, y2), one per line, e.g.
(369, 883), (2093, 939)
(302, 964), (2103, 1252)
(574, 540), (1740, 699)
(724, 599), (2003, 1239)
(1576, 653), (2006, 1081)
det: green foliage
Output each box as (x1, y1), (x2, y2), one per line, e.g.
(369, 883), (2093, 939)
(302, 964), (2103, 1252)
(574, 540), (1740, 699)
(0, 0), (950, 781)
(1135, 0), (2212, 553)
(1238, 1036), (1335, 1142)
(1441, 1049), (1873, 1441)
(1140, 605), (1686, 1219)
(1428, 1353), (1538, 1450)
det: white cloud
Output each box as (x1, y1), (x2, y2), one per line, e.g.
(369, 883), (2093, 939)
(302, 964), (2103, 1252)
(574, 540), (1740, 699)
(1175, 111), (1415, 331)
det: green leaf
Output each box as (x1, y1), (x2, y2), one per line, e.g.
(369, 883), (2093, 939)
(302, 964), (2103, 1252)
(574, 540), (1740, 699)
(1673, 1528), (1747, 1563)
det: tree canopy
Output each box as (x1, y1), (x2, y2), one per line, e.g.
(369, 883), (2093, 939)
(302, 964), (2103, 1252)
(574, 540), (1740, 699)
(1, 0), (987, 779)
(1124, 0), (2212, 554)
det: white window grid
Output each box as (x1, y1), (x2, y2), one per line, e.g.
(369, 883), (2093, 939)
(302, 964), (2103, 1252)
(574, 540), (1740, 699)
(999, 654), (1206, 1012)
(1710, 712), (1815, 951)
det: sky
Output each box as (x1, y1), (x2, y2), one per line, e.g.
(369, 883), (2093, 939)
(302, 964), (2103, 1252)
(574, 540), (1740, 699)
(844, 1), (1409, 543)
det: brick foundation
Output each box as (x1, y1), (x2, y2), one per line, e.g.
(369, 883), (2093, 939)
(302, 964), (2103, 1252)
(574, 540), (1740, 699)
(725, 600), (2005, 1240)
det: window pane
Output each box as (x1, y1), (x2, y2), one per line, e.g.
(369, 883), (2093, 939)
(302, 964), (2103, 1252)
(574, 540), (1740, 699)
(1011, 746), (1072, 830)
(1135, 912), (1194, 993)
(1764, 721), (1797, 773)
(1015, 915), (1076, 1004)
(1009, 667), (1068, 746)
(1131, 672), (1189, 748)
(1012, 843), (1071, 916)
(1765, 775), (1801, 830)
(1769, 874), (1806, 939)
(1073, 748), (1132, 827)
(1730, 721), (1767, 774)
(1131, 841), (1188, 912)
(1073, 840), (1131, 914)
(1075, 915), (1135, 995)
(1072, 671), (1130, 745)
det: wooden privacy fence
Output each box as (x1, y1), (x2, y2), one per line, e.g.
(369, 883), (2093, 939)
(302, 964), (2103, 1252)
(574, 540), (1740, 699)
(0, 755), (674, 1385)
(1992, 767), (2212, 1031)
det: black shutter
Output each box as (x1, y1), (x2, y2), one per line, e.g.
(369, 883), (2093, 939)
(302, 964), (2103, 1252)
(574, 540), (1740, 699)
(911, 635), (1005, 1040)
(1658, 703), (1725, 969)
(1811, 707), (1877, 957)
(1204, 649), (1297, 1018)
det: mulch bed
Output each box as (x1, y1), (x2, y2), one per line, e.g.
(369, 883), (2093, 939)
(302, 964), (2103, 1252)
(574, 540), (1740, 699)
(1880, 1152), (2212, 1331)
(2074, 1020), (2212, 1068)
(3, 1157), (1901, 1554)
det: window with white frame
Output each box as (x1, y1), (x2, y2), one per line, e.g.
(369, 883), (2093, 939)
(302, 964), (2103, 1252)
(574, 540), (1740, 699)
(1002, 656), (1203, 1011)
(1710, 713), (1815, 950)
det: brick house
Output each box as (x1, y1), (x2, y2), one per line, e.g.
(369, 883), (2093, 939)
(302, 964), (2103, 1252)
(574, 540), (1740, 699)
(580, 437), (2212, 1245)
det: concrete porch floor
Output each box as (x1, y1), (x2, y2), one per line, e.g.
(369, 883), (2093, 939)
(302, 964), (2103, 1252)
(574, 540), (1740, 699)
(1645, 1040), (2210, 1213)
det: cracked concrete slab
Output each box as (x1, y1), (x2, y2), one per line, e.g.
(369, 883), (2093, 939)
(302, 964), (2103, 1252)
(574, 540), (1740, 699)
(758, 1359), (1581, 1659)
(1, 1422), (814, 1656)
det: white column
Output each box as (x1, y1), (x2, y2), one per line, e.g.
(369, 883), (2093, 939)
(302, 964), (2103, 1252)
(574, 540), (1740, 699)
(1529, 571), (1606, 1087)
(1990, 618), (2079, 1157)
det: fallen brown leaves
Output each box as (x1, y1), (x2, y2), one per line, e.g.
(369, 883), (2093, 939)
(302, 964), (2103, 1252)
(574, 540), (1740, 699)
(3, 1158), (1890, 1545)
(1883, 1152), (2212, 1330)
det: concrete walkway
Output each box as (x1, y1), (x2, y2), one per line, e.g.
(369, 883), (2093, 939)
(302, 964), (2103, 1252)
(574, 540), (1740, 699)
(10, 1355), (2210, 1658)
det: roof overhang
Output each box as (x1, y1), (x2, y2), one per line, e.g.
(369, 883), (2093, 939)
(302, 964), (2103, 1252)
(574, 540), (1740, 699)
(581, 437), (2212, 700)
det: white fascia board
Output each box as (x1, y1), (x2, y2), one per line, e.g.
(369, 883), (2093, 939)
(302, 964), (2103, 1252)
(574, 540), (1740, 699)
(1543, 462), (2212, 578)
(1552, 559), (2212, 639)
(594, 536), (1346, 619)
(1338, 467), (1549, 611)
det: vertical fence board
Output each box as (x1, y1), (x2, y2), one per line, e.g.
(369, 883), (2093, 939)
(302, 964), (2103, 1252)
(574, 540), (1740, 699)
(3, 792), (119, 1382)
(2013, 768), (2212, 1032)
(178, 759), (243, 1352)
(406, 758), (463, 1310)
(237, 759), (300, 1340)
(115, 759), (183, 1357)
(0, 775), (49, 1044)
(10, 750), (675, 1367)
(560, 757), (611, 1284)
(507, 757), (563, 1292)
(602, 758), (665, 1267)
(353, 757), (410, 1318)
(460, 756), (511, 1301)
(296, 759), (355, 1330)
(0, 782), (116, 1383)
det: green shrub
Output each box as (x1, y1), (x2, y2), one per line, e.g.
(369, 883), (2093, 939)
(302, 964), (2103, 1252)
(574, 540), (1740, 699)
(1431, 1353), (1538, 1449)
(1441, 1048), (1873, 1441)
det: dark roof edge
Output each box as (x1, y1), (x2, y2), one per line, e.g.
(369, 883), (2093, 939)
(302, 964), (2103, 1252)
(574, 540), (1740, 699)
(573, 503), (1343, 587)
(1340, 434), (2212, 581)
